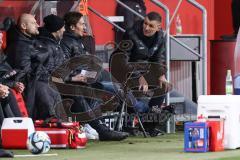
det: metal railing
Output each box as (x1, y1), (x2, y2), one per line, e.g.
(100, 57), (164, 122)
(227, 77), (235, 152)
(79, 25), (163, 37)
(88, 6), (126, 33)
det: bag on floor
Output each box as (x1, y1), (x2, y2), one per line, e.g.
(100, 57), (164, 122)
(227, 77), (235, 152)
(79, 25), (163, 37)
(35, 119), (87, 149)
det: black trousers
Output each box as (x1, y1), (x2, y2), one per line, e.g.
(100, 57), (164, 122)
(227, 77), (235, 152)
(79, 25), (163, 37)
(232, 0), (240, 34)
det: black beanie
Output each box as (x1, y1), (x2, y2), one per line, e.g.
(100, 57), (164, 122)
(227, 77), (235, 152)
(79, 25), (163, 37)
(43, 14), (64, 33)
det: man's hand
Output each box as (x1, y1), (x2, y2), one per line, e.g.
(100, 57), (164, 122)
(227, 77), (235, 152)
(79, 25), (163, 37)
(71, 74), (87, 83)
(139, 75), (148, 93)
(159, 75), (172, 92)
(0, 84), (9, 98)
(14, 82), (25, 93)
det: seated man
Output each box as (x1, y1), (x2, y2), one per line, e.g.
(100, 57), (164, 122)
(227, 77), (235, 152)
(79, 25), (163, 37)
(118, 12), (172, 136)
(60, 11), (128, 141)
(0, 33), (23, 126)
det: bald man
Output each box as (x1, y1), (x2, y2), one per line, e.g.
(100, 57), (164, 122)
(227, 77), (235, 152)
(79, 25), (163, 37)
(17, 14), (39, 37)
(5, 13), (39, 70)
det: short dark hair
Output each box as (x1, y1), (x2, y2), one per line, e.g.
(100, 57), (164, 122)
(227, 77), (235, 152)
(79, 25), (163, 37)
(146, 12), (162, 23)
(64, 11), (83, 31)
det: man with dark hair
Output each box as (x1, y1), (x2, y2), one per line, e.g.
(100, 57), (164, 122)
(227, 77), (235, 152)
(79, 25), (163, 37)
(120, 11), (171, 136)
(61, 11), (128, 141)
(61, 12), (86, 59)
(125, 11), (167, 91)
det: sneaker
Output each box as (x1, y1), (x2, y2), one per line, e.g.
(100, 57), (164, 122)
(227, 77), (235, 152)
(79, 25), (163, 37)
(85, 132), (98, 140)
(84, 124), (99, 137)
(83, 124), (99, 140)
(96, 124), (129, 141)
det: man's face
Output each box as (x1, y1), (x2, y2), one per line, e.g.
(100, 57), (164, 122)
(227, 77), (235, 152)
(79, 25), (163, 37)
(25, 16), (39, 36)
(143, 17), (161, 37)
(72, 17), (85, 36)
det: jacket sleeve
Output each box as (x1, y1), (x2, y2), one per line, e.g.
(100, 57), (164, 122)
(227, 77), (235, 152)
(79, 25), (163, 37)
(150, 37), (166, 64)
(0, 62), (16, 88)
(149, 40), (167, 76)
(10, 43), (36, 82)
(60, 40), (71, 59)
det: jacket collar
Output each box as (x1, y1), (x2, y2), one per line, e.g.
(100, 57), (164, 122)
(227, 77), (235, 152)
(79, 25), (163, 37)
(38, 27), (60, 44)
(7, 25), (34, 44)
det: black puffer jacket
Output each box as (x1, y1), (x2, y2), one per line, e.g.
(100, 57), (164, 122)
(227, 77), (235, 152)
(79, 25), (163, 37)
(37, 28), (65, 81)
(61, 31), (86, 59)
(5, 26), (49, 82)
(124, 20), (166, 65)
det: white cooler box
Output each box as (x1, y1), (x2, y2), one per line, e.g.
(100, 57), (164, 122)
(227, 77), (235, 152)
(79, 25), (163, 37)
(198, 95), (240, 149)
(1, 117), (35, 149)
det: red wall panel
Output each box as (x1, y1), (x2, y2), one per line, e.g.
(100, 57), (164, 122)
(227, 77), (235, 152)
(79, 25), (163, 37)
(214, 0), (233, 39)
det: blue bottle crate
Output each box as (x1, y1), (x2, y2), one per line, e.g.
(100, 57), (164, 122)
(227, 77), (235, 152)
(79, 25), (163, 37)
(184, 122), (209, 152)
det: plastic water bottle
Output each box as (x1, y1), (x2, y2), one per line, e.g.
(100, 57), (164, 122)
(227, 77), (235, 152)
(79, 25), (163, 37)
(175, 14), (182, 35)
(226, 70), (233, 95)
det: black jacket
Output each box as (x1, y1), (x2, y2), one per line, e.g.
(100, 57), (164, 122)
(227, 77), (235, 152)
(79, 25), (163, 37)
(124, 20), (166, 65)
(5, 26), (49, 82)
(0, 54), (16, 87)
(61, 31), (87, 59)
(37, 28), (65, 81)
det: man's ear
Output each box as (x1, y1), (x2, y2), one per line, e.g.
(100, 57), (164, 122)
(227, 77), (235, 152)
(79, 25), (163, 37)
(70, 25), (75, 31)
(20, 23), (26, 30)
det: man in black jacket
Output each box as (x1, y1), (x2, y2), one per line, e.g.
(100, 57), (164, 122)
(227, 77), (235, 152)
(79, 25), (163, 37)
(61, 12), (128, 141)
(119, 12), (171, 136)
(0, 34), (23, 126)
(33, 14), (67, 120)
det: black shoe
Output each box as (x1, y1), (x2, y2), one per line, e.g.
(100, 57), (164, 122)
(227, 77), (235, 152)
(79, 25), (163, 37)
(162, 104), (176, 114)
(99, 130), (129, 141)
(0, 149), (14, 158)
(95, 124), (129, 141)
(148, 128), (164, 137)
